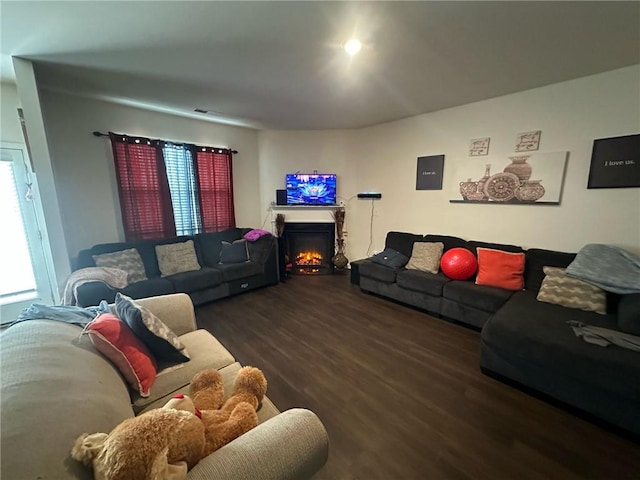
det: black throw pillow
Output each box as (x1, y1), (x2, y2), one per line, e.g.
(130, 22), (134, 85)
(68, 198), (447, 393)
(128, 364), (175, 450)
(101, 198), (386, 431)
(115, 293), (190, 364)
(220, 239), (249, 264)
(371, 248), (409, 268)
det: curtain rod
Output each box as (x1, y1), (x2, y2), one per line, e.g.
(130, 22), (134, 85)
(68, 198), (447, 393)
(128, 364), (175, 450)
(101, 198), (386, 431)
(92, 131), (238, 154)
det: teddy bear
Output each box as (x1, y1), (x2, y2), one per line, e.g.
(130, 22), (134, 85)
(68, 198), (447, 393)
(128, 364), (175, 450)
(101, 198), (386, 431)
(71, 366), (267, 480)
(188, 365), (268, 456)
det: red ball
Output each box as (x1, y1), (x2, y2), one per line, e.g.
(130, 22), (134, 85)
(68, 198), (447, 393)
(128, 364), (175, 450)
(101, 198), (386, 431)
(440, 248), (477, 280)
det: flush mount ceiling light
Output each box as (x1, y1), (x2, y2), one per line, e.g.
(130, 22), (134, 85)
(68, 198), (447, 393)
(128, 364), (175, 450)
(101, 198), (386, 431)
(343, 38), (362, 56)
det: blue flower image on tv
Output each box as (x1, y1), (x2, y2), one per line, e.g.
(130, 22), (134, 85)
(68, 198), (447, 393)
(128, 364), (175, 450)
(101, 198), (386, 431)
(286, 174), (337, 205)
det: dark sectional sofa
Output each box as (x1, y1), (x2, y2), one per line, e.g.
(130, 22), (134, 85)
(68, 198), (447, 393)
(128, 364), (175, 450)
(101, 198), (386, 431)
(352, 231), (640, 436)
(74, 227), (278, 307)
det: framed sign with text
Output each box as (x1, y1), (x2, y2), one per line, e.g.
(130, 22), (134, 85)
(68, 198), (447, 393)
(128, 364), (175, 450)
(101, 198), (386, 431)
(587, 134), (640, 189)
(416, 155), (444, 190)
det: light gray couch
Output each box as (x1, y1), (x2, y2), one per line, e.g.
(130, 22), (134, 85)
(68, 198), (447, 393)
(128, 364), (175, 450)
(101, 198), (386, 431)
(1, 293), (328, 479)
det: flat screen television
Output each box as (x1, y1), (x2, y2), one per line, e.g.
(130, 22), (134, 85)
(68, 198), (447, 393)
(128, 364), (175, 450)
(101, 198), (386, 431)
(286, 173), (337, 205)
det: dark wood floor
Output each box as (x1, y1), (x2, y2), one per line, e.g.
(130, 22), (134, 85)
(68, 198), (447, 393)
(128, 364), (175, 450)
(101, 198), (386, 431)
(196, 274), (640, 480)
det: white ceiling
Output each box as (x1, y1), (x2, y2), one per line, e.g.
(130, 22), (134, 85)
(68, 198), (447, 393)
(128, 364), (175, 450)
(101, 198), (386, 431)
(1, 1), (638, 130)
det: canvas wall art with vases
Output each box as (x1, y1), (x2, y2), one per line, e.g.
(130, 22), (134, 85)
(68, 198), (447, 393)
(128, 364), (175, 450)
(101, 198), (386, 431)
(449, 151), (568, 205)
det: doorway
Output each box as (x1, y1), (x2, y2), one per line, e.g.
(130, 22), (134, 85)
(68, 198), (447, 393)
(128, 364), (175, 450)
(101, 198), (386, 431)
(0, 142), (54, 322)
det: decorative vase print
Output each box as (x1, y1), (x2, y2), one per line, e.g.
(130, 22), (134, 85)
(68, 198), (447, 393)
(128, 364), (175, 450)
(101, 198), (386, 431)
(483, 172), (520, 202)
(515, 180), (545, 202)
(504, 156), (532, 181)
(475, 164), (492, 200)
(459, 179), (479, 200)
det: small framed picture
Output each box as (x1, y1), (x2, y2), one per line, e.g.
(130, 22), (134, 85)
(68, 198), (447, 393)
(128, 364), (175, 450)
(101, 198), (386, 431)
(515, 130), (541, 152)
(416, 155), (444, 190)
(469, 137), (490, 156)
(587, 134), (640, 189)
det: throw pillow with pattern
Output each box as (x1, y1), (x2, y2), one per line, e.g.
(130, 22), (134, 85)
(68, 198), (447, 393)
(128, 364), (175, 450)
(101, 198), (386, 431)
(406, 242), (444, 274)
(155, 240), (201, 277)
(537, 266), (606, 314)
(93, 248), (147, 284)
(115, 293), (190, 364)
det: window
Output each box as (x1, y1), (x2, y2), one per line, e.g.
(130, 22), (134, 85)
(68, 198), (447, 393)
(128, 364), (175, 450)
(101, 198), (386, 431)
(109, 133), (235, 241)
(163, 144), (202, 236)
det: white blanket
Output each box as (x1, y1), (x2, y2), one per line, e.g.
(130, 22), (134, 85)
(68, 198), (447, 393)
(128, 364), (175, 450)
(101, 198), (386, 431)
(62, 267), (128, 305)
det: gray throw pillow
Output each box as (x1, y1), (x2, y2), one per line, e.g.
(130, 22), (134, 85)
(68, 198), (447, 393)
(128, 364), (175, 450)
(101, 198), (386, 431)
(220, 239), (249, 264)
(93, 248), (147, 284)
(115, 293), (190, 364)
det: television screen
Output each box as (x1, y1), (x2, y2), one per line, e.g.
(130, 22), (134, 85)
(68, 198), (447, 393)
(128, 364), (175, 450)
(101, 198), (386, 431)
(286, 173), (337, 205)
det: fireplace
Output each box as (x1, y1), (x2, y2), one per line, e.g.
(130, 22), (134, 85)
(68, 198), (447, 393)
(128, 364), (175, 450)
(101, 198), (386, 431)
(283, 222), (335, 275)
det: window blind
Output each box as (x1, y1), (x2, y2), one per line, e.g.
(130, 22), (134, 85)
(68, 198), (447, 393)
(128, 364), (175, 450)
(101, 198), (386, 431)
(163, 144), (202, 236)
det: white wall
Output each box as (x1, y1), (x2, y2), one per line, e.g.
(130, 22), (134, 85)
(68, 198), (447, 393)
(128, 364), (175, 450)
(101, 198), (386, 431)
(257, 130), (359, 259)
(39, 90), (261, 263)
(259, 65), (640, 259)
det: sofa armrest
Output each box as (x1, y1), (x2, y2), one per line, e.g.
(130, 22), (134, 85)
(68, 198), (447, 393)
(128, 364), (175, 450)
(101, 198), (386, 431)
(187, 408), (329, 480)
(134, 293), (198, 336)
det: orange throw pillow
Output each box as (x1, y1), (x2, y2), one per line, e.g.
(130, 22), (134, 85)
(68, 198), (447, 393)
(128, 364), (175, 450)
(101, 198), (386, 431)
(85, 313), (157, 397)
(475, 247), (525, 291)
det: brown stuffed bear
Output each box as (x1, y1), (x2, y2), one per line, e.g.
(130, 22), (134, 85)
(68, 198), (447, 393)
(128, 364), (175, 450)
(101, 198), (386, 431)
(71, 366), (267, 480)
(189, 366), (268, 456)
(71, 406), (204, 480)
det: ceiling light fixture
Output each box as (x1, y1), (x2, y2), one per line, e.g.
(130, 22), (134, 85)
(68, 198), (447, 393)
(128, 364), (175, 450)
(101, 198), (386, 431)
(343, 38), (362, 56)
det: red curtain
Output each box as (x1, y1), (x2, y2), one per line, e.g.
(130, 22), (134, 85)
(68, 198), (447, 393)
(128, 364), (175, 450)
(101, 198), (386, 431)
(194, 148), (235, 232)
(109, 133), (176, 240)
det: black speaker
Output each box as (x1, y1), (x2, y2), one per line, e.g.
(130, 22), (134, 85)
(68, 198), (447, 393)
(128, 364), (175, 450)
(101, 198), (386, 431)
(276, 189), (287, 205)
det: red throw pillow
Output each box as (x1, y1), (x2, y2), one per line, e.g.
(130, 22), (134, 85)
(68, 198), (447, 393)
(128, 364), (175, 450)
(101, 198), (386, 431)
(475, 247), (525, 290)
(86, 313), (157, 397)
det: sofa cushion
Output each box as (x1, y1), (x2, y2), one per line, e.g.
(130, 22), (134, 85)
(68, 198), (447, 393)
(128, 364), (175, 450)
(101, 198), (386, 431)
(359, 262), (399, 283)
(85, 313), (157, 397)
(423, 234), (469, 252)
(115, 293), (190, 364)
(385, 231), (423, 258)
(524, 248), (576, 293)
(121, 277), (176, 299)
(215, 261), (264, 282)
(220, 239), (250, 264)
(246, 235), (276, 264)
(1, 321), (133, 480)
(155, 240), (201, 276)
(195, 228), (246, 267)
(406, 242), (444, 274)
(131, 329), (235, 412)
(396, 270), (450, 296)
(137, 362), (280, 424)
(468, 240), (524, 255)
(443, 280), (514, 312)
(93, 248), (147, 283)
(166, 266), (223, 293)
(475, 248), (525, 291)
(618, 293), (640, 335)
(537, 266), (607, 314)
(481, 291), (639, 400)
(371, 248), (409, 268)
